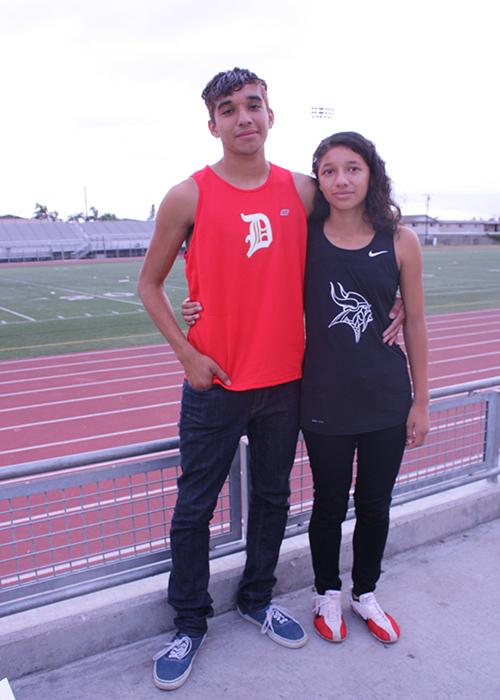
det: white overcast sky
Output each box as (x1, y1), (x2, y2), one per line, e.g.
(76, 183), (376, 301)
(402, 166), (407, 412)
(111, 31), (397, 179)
(1, 0), (498, 221)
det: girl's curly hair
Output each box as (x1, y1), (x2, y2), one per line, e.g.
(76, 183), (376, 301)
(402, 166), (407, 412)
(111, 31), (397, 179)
(311, 131), (401, 236)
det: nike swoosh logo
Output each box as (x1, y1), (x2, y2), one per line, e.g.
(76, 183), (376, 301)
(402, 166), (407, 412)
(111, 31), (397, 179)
(368, 250), (388, 258)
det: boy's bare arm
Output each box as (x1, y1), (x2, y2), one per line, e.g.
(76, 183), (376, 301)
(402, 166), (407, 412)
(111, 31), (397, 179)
(138, 178), (230, 390)
(292, 172), (316, 217)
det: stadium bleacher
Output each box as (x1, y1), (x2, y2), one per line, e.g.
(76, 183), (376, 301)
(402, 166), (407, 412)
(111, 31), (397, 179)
(0, 219), (154, 262)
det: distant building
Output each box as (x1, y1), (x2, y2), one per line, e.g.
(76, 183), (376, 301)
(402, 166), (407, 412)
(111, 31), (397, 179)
(402, 215), (499, 245)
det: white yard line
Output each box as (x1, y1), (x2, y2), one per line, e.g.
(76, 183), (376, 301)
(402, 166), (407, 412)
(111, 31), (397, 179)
(11, 279), (143, 305)
(0, 305), (35, 321)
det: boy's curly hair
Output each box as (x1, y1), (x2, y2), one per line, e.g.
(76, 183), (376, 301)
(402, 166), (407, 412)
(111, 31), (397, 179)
(202, 68), (268, 120)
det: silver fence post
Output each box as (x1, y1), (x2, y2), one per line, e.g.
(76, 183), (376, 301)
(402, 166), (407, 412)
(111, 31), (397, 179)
(239, 436), (250, 542)
(486, 390), (499, 484)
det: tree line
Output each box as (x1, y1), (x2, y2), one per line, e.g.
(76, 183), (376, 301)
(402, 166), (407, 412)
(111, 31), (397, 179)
(31, 203), (156, 222)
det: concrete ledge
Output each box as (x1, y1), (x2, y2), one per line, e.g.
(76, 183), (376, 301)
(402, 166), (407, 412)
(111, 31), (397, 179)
(2, 478), (500, 680)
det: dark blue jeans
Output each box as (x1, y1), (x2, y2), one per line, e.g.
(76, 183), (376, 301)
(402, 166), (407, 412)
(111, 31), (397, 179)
(168, 379), (301, 636)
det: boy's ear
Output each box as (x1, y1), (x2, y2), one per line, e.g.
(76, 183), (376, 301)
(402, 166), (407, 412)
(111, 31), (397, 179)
(208, 119), (219, 138)
(268, 108), (275, 129)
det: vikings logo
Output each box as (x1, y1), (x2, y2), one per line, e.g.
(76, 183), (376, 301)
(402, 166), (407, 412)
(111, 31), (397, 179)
(328, 281), (373, 343)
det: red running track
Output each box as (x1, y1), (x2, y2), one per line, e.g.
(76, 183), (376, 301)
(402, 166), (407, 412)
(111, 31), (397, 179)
(1, 308), (499, 468)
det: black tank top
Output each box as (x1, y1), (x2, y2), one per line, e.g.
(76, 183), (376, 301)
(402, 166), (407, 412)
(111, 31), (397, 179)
(300, 220), (412, 435)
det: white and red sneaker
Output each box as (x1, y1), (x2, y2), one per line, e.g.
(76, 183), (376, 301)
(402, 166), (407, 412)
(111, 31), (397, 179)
(313, 590), (347, 643)
(351, 592), (400, 643)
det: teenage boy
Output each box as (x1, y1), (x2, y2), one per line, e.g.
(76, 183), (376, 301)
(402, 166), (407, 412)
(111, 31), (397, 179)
(138, 67), (401, 691)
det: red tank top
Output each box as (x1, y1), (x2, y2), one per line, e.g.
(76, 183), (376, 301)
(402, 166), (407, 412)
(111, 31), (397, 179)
(186, 164), (307, 391)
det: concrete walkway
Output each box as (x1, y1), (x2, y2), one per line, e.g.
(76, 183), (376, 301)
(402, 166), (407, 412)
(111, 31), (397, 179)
(10, 515), (500, 700)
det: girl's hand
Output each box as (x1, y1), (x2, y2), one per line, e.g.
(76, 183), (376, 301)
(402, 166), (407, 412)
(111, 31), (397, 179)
(181, 297), (202, 327)
(406, 402), (430, 448)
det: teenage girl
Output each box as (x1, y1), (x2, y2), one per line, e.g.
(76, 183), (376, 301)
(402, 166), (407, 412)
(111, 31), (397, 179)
(301, 131), (429, 644)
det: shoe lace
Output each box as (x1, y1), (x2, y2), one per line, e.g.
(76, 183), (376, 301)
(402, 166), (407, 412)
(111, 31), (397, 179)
(152, 635), (192, 662)
(360, 593), (388, 625)
(314, 591), (341, 627)
(260, 604), (296, 634)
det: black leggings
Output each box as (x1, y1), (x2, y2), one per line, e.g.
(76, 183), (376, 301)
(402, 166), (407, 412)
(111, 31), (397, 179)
(303, 423), (407, 597)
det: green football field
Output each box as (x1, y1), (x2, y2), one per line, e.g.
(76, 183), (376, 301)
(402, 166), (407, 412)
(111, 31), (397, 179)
(0, 258), (186, 359)
(1, 246), (499, 360)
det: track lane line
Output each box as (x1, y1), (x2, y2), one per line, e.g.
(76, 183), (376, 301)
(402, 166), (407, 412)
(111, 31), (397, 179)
(0, 371), (184, 398)
(0, 423), (179, 457)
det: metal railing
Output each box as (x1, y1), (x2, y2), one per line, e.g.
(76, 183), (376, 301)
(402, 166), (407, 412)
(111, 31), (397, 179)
(1, 378), (498, 617)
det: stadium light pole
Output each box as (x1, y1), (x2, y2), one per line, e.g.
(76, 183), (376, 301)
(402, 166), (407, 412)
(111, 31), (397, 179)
(310, 106), (335, 141)
(425, 193), (431, 245)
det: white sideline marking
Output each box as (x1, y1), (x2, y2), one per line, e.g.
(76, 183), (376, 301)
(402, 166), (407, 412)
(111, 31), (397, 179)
(0, 309), (147, 329)
(0, 305), (35, 321)
(104, 292), (135, 298)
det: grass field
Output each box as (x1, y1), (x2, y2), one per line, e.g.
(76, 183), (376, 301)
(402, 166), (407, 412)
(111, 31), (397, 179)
(1, 246), (499, 360)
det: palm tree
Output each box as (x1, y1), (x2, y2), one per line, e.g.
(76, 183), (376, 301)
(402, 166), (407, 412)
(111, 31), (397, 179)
(66, 212), (86, 223)
(67, 207), (118, 222)
(33, 203), (49, 219)
(33, 203), (59, 221)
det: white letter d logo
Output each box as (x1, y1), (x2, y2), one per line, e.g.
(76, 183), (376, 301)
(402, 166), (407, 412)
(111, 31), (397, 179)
(241, 212), (273, 258)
